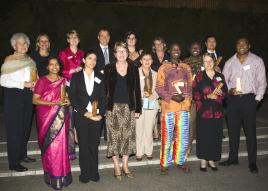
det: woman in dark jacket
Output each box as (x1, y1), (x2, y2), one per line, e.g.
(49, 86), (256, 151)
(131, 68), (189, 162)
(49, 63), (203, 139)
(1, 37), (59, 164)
(105, 42), (141, 180)
(69, 50), (105, 183)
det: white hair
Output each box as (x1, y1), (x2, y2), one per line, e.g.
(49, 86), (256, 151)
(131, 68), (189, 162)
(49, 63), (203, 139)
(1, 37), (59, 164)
(10, 33), (30, 50)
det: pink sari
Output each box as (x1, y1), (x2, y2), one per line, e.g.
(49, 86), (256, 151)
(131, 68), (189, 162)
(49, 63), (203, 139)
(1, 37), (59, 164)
(34, 77), (72, 189)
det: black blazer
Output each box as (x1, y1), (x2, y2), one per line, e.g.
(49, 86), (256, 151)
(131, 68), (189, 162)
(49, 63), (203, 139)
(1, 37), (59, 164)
(104, 62), (142, 113)
(91, 45), (115, 73)
(69, 70), (105, 116)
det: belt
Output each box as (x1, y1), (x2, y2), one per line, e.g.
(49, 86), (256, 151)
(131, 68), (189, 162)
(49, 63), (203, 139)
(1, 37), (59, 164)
(231, 93), (254, 97)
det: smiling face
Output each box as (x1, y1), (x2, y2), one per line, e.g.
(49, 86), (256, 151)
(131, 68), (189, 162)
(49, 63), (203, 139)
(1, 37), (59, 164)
(98, 30), (110, 46)
(38, 35), (50, 51)
(190, 43), (201, 57)
(236, 38), (250, 56)
(15, 37), (29, 54)
(203, 55), (214, 71)
(47, 58), (60, 75)
(115, 46), (128, 62)
(126, 34), (137, 47)
(67, 34), (79, 47)
(83, 53), (97, 69)
(154, 40), (165, 52)
(140, 54), (153, 69)
(170, 44), (181, 60)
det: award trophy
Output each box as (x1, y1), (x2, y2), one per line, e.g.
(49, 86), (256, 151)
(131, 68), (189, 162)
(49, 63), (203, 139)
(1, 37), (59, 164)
(60, 83), (66, 103)
(212, 82), (223, 96)
(215, 56), (223, 66)
(30, 68), (37, 82)
(144, 77), (152, 97)
(92, 101), (98, 117)
(236, 78), (242, 95)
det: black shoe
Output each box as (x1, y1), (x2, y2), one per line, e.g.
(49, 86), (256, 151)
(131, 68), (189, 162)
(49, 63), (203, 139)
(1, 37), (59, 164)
(208, 163), (218, 171)
(200, 166), (207, 172)
(219, 159), (239, 166)
(22, 156), (36, 163)
(249, 164), (258, 173)
(9, 164), (28, 172)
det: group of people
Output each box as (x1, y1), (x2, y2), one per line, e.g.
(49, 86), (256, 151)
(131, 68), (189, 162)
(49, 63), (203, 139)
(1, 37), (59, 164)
(0, 29), (267, 190)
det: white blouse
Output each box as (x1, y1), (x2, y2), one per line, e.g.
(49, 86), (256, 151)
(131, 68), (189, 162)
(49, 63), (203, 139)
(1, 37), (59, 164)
(0, 67), (31, 89)
(83, 70), (95, 112)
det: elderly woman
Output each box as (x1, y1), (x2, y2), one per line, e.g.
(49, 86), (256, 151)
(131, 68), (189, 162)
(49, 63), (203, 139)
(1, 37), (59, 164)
(0, 33), (36, 172)
(30, 33), (53, 77)
(32, 57), (72, 189)
(105, 42), (141, 180)
(135, 51), (159, 161)
(125, 31), (143, 67)
(193, 53), (228, 171)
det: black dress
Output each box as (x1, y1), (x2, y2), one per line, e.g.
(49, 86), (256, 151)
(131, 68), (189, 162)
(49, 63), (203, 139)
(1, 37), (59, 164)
(30, 51), (54, 77)
(193, 71), (228, 161)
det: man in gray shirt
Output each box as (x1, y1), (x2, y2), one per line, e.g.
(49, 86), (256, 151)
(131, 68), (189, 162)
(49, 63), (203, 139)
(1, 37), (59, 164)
(220, 38), (267, 173)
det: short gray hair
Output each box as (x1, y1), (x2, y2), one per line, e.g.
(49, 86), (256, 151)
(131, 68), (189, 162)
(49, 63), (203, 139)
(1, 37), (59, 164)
(10, 33), (30, 50)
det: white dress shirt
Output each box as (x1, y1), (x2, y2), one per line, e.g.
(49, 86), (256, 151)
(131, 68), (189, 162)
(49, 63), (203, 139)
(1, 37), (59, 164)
(83, 70), (95, 112)
(0, 67), (31, 89)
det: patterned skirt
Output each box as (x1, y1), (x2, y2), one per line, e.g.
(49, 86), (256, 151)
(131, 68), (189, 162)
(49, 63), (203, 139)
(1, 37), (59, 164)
(106, 103), (136, 157)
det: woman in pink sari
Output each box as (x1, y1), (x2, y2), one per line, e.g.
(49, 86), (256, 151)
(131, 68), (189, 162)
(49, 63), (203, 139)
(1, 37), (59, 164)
(33, 57), (72, 190)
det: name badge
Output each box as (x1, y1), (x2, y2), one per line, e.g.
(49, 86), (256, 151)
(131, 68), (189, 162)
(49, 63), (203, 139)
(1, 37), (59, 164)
(243, 65), (250, 71)
(177, 81), (184, 87)
(94, 77), (101, 84)
(67, 56), (73, 59)
(201, 66), (205, 71)
(100, 70), (104, 74)
(216, 77), (222, 82)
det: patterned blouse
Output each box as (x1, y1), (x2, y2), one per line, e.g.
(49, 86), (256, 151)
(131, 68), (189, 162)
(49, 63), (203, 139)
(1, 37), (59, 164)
(193, 71), (228, 119)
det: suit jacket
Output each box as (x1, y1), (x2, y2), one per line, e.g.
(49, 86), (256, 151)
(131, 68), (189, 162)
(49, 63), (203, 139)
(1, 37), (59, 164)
(91, 45), (115, 73)
(105, 62), (142, 113)
(69, 70), (105, 117)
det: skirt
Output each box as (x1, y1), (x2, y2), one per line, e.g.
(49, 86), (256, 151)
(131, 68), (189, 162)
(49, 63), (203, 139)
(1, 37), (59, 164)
(106, 103), (136, 157)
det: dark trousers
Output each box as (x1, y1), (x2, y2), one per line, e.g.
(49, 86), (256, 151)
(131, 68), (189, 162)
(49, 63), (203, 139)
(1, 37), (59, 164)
(227, 94), (257, 165)
(100, 117), (107, 140)
(3, 88), (33, 167)
(75, 113), (101, 182)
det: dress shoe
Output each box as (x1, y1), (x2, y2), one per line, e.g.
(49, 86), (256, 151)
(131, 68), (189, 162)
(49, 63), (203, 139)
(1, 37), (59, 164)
(9, 164), (28, 172)
(22, 156), (36, 163)
(146, 156), (153, 160)
(177, 164), (191, 173)
(114, 174), (122, 181)
(200, 166), (207, 172)
(208, 163), (218, 171)
(160, 167), (169, 175)
(249, 164), (258, 173)
(219, 159), (239, 166)
(136, 157), (142, 161)
(123, 170), (134, 178)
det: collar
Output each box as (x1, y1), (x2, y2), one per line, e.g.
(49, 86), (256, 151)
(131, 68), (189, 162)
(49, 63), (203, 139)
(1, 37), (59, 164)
(99, 44), (108, 49)
(207, 49), (216, 54)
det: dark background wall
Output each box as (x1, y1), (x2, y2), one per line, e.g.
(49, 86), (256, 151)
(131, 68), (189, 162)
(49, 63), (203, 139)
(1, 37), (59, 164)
(0, 0), (268, 69)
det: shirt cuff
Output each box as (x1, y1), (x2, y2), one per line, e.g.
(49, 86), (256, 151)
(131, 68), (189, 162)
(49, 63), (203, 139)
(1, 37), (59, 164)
(255, 95), (263, 102)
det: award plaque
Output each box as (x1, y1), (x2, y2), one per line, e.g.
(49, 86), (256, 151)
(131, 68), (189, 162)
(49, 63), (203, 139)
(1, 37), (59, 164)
(30, 68), (37, 82)
(215, 56), (223, 66)
(92, 101), (98, 117)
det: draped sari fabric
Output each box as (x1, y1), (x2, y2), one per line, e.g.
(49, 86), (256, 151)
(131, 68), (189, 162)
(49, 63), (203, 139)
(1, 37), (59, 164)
(34, 77), (72, 190)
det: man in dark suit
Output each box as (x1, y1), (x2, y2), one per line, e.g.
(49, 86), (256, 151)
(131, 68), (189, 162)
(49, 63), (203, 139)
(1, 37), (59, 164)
(205, 35), (225, 71)
(91, 29), (115, 140)
(92, 29), (115, 74)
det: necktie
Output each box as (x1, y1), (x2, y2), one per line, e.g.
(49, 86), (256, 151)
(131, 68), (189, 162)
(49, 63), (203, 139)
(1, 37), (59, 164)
(104, 48), (109, 65)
